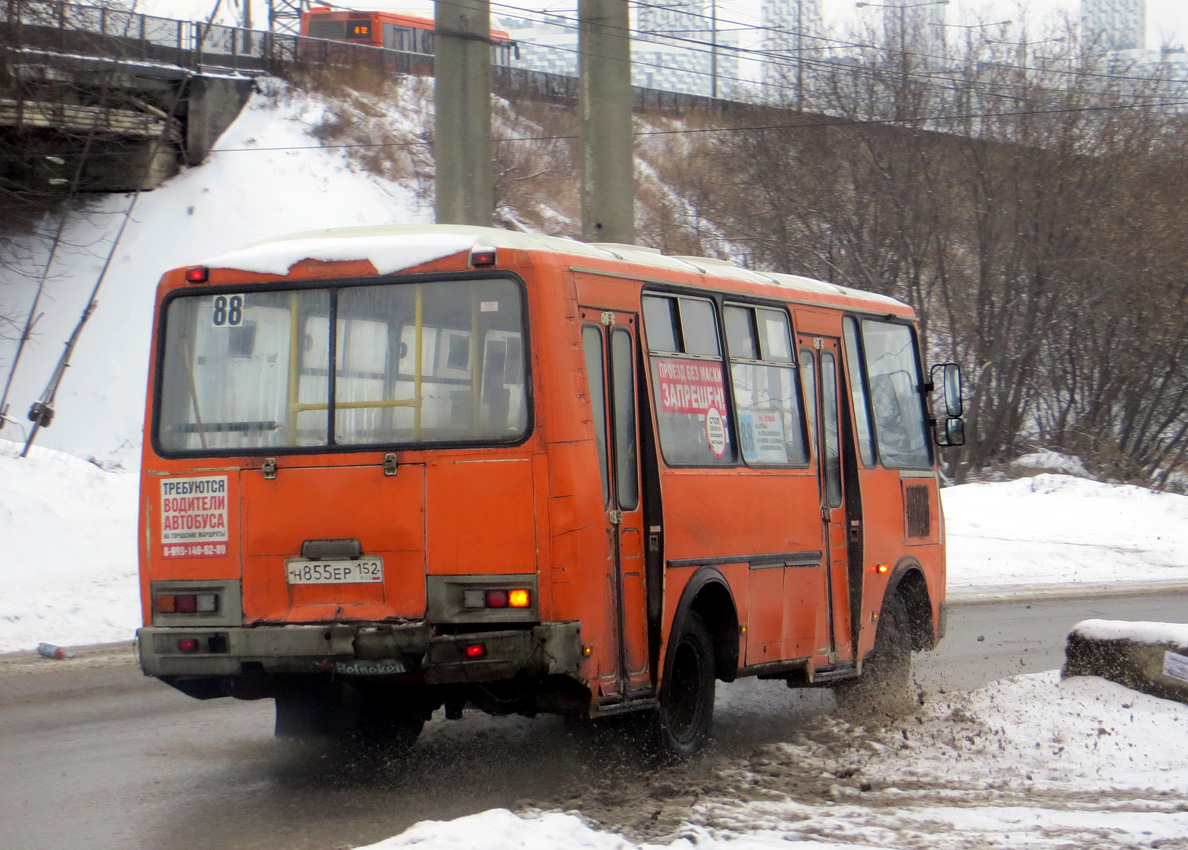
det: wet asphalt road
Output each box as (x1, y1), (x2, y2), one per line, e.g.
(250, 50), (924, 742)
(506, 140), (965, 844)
(1, 590), (1185, 850)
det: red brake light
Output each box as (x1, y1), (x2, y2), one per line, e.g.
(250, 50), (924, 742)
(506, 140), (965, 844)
(177, 638), (200, 653)
(465, 643), (488, 660)
(470, 247), (497, 267)
(184, 267), (209, 283)
(485, 589), (509, 608)
(174, 594), (198, 613)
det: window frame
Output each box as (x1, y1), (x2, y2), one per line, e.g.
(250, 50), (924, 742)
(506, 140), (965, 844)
(722, 301), (810, 469)
(641, 290), (736, 469)
(849, 315), (934, 471)
(151, 271), (534, 459)
(842, 315), (877, 468)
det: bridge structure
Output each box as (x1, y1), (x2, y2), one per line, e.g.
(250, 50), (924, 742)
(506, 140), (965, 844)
(0, 0), (750, 194)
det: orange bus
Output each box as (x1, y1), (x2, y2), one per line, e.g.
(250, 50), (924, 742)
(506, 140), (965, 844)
(299, 7), (514, 69)
(136, 225), (963, 758)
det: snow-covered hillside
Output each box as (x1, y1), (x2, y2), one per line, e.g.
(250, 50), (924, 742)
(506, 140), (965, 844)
(0, 81), (431, 467)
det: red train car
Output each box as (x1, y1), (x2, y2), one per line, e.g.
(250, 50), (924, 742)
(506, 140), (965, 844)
(300, 6), (513, 69)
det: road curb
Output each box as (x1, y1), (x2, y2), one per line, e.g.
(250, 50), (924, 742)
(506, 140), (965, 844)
(0, 640), (138, 676)
(947, 580), (1188, 605)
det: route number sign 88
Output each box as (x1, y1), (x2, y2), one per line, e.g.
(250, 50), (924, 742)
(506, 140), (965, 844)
(211, 295), (245, 327)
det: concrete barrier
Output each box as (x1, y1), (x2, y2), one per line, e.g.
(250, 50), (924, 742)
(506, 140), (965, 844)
(1063, 619), (1188, 706)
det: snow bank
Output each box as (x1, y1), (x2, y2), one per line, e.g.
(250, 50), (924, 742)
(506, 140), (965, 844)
(1073, 618), (1188, 646)
(0, 442), (139, 651)
(942, 473), (1188, 595)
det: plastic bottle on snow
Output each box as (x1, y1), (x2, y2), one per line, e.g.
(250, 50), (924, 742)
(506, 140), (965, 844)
(37, 643), (75, 660)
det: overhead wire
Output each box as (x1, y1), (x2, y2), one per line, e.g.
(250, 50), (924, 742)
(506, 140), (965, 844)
(302, 0), (1188, 106)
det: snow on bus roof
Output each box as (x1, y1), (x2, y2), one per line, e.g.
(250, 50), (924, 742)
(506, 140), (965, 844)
(199, 224), (903, 307)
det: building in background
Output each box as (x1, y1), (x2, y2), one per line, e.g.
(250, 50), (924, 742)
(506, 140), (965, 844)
(1080, 0), (1146, 52)
(761, 0), (823, 106)
(870, 0), (947, 61)
(499, 4), (739, 100)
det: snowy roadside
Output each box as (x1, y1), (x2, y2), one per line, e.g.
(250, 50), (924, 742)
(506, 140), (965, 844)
(357, 672), (1188, 850)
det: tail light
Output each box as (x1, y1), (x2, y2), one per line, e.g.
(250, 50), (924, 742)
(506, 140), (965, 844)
(156, 593), (219, 615)
(462, 588), (531, 609)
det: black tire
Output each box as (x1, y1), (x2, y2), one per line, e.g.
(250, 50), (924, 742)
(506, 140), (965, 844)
(274, 680), (342, 739)
(354, 694), (424, 756)
(275, 681), (423, 757)
(834, 591), (913, 713)
(652, 610), (716, 760)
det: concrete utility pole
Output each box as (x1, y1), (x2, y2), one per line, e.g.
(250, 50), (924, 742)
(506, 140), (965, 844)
(579, 0), (634, 244)
(435, 0), (495, 225)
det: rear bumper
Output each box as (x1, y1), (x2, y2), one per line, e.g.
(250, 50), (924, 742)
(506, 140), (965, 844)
(136, 620), (583, 686)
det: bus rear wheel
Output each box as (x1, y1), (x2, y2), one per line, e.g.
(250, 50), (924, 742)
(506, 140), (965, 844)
(834, 591), (913, 714)
(652, 611), (715, 760)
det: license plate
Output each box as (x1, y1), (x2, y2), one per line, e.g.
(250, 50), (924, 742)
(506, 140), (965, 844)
(286, 557), (383, 584)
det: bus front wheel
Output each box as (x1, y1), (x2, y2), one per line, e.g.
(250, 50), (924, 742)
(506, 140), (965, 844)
(652, 610), (716, 760)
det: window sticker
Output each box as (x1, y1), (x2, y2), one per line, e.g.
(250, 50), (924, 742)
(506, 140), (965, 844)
(210, 295), (244, 327)
(480, 301), (499, 312)
(655, 359), (727, 414)
(739, 411), (789, 464)
(705, 407), (727, 458)
(160, 476), (229, 558)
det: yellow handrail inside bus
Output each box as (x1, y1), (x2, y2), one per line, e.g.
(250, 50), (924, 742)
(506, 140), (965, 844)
(290, 398), (418, 413)
(286, 293), (300, 440)
(414, 285), (423, 439)
(471, 290), (481, 431)
(181, 338), (208, 450)
(284, 288), (428, 439)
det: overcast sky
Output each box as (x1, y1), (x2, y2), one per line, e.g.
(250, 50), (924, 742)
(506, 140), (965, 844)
(829, 0), (1188, 48)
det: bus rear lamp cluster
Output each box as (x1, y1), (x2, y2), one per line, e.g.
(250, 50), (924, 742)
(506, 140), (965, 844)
(156, 592), (219, 614)
(462, 588), (530, 609)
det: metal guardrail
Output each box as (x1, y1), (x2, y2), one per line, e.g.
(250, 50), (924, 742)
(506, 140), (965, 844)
(0, 0), (743, 113)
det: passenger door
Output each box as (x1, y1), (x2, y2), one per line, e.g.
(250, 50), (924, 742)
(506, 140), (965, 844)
(581, 310), (650, 697)
(799, 337), (854, 663)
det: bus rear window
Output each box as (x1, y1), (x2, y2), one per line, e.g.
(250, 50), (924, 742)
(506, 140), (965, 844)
(156, 278), (528, 454)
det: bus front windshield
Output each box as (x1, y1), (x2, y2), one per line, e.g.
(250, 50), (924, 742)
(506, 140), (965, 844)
(156, 278), (528, 454)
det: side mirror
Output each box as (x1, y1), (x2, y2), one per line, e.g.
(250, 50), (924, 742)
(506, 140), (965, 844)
(930, 362), (963, 418)
(936, 416), (965, 447)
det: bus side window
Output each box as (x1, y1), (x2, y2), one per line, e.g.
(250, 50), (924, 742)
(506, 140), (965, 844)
(582, 326), (610, 506)
(842, 316), (876, 467)
(643, 293), (734, 466)
(799, 348), (817, 451)
(725, 304), (807, 466)
(859, 320), (931, 469)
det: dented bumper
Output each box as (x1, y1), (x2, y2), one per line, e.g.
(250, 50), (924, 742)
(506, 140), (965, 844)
(137, 620), (583, 686)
